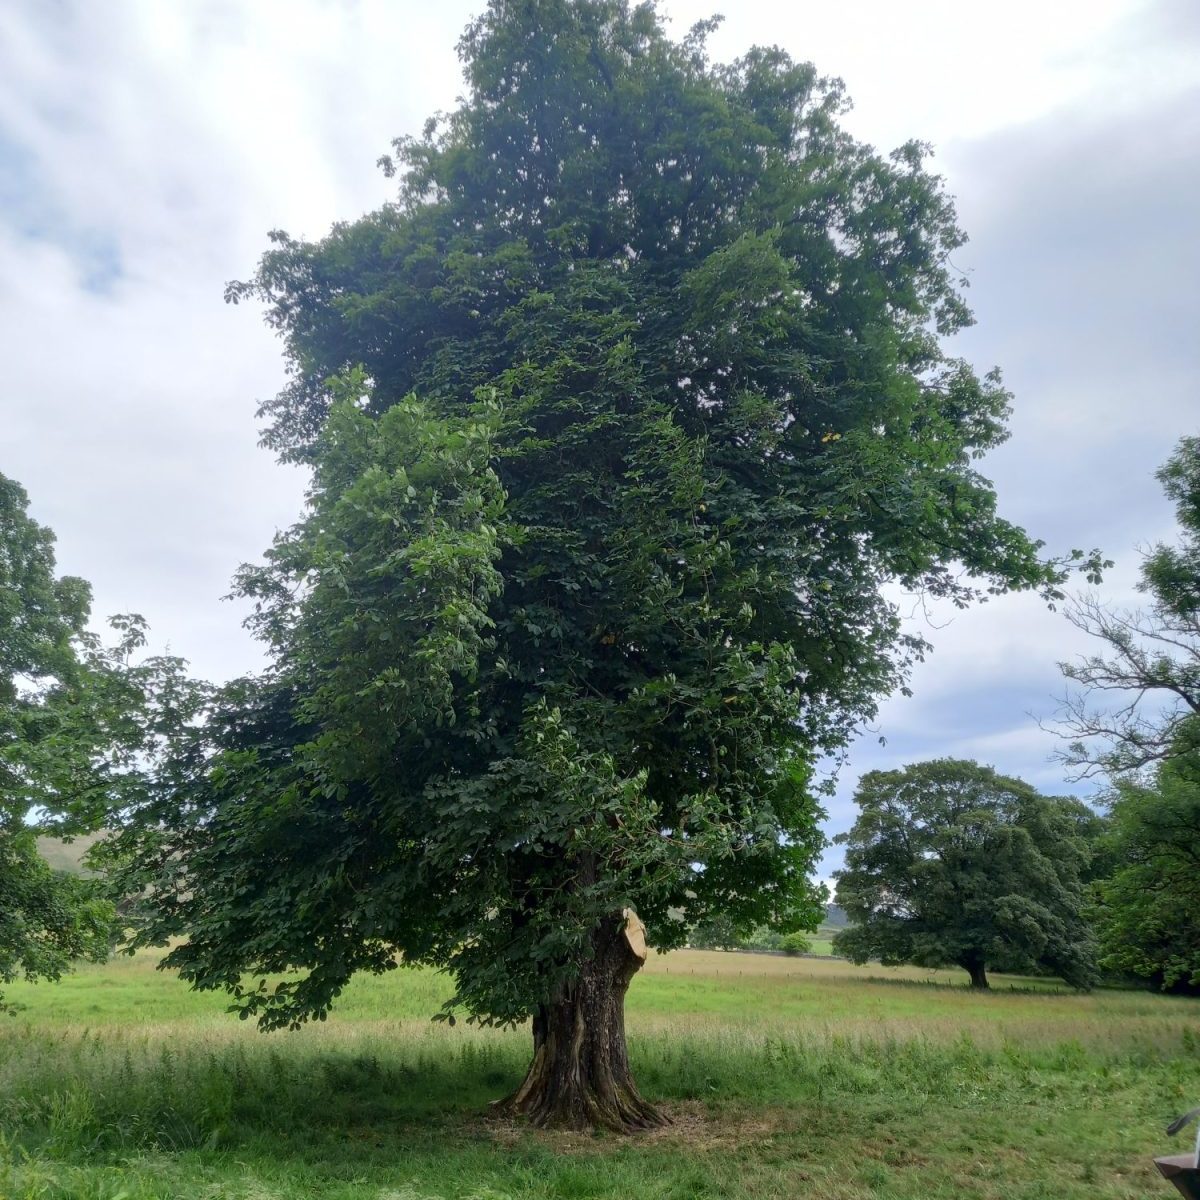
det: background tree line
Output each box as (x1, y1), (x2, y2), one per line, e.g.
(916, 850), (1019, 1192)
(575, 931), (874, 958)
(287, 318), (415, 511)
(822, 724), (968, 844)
(833, 437), (1200, 993)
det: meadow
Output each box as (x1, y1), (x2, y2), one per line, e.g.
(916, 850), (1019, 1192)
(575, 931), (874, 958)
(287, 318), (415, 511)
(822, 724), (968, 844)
(2, 949), (1198, 1199)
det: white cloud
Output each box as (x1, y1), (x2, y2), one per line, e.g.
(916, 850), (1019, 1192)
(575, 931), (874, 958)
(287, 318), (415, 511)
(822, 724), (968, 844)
(0, 0), (471, 681)
(662, 0), (1186, 151)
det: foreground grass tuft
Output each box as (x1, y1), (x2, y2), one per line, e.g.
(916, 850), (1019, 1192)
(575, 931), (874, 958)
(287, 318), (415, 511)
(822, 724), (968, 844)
(1, 950), (1197, 1198)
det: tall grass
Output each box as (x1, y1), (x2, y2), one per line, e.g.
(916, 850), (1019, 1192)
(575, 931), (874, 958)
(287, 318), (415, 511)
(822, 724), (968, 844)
(1, 949), (1198, 1198)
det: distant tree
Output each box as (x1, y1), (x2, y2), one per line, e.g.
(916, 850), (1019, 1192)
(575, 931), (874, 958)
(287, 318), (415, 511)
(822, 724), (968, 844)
(0, 475), (194, 1009)
(1049, 438), (1200, 990)
(779, 931), (812, 956)
(115, 0), (1084, 1131)
(1056, 436), (1199, 777)
(833, 760), (1099, 989)
(0, 472), (111, 1008)
(745, 926), (785, 952)
(689, 909), (814, 953)
(688, 913), (744, 951)
(1092, 722), (1200, 993)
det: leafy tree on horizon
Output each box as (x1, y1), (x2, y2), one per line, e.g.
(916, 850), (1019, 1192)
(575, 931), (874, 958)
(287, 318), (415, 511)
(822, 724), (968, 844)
(0, 473), (191, 1011)
(833, 759), (1099, 990)
(111, 0), (1091, 1131)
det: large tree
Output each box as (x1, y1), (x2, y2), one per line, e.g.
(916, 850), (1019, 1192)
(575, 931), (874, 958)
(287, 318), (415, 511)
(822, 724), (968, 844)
(1056, 436), (1200, 777)
(833, 760), (1099, 990)
(1055, 439), (1200, 989)
(0, 474), (165, 1009)
(1093, 722), (1200, 993)
(113, 1), (1081, 1130)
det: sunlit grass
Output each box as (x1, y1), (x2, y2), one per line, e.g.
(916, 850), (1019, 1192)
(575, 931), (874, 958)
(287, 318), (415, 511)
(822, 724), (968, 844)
(10, 945), (1194, 1054)
(2, 948), (1198, 1198)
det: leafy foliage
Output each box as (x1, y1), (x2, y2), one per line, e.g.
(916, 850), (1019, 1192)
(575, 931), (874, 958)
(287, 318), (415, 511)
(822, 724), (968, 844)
(688, 914), (825, 953)
(2, 475), (89, 811)
(1057, 436), (1199, 776)
(0, 477), (133, 1005)
(0, 831), (110, 1013)
(779, 931), (813, 956)
(0, 472), (113, 1008)
(686, 912), (746, 951)
(833, 760), (1099, 988)
(117, 0), (1073, 1034)
(1093, 721), (1200, 992)
(0, 472), (202, 1011)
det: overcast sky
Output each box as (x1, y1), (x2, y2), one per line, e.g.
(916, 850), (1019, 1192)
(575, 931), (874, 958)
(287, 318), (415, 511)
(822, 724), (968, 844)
(2, 0), (1196, 880)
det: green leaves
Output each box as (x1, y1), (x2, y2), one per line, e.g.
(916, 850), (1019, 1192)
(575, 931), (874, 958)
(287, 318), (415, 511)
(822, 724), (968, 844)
(833, 760), (1099, 989)
(238, 388), (506, 780)
(0, 474), (194, 1008)
(0, 826), (112, 1012)
(1093, 726), (1200, 991)
(122, 0), (1070, 1031)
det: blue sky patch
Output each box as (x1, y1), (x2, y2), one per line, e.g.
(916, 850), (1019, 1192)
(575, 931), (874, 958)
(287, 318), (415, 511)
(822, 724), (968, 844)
(0, 128), (123, 293)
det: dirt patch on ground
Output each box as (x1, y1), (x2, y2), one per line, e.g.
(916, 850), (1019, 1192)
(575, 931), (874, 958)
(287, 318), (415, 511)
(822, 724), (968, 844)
(476, 1100), (798, 1153)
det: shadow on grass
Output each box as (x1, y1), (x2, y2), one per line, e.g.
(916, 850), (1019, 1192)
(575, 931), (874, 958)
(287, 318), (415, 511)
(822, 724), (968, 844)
(1, 1025), (1197, 1200)
(5, 1016), (1181, 1167)
(2, 1040), (528, 1159)
(847, 971), (1079, 997)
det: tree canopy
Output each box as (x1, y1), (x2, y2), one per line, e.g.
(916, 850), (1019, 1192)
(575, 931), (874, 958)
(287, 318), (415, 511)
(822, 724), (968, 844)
(833, 759), (1099, 989)
(1057, 436), (1200, 777)
(1055, 438), (1200, 991)
(114, 0), (1080, 1129)
(0, 474), (129, 1008)
(1093, 721), (1200, 993)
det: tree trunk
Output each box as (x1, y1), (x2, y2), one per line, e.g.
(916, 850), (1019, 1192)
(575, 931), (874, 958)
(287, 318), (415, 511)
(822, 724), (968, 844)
(966, 959), (990, 989)
(494, 910), (668, 1133)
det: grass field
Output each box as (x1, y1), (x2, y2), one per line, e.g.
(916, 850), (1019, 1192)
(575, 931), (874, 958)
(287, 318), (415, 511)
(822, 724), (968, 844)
(33, 832), (104, 877)
(806, 932), (837, 957)
(2, 949), (1198, 1199)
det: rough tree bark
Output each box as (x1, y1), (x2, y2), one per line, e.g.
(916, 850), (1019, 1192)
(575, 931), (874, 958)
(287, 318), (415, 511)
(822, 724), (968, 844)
(494, 909), (668, 1133)
(965, 958), (990, 990)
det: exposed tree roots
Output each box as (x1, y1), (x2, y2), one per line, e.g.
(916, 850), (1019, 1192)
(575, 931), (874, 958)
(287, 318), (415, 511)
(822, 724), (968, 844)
(493, 912), (669, 1134)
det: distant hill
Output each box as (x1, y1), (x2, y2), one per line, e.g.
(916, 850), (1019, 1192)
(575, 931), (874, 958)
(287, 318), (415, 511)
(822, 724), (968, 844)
(35, 832), (103, 877)
(824, 904), (849, 929)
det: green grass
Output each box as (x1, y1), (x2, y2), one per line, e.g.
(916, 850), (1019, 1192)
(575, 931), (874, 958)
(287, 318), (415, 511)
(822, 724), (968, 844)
(2, 949), (1198, 1198)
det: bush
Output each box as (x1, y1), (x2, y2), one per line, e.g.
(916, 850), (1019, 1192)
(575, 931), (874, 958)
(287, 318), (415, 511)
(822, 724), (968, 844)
(780, 933), (812, 957)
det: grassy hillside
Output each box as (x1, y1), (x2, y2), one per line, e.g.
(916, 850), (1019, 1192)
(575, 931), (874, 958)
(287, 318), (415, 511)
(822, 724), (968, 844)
(1, 948), (1196, 1198)
(34, 831), (103, 876)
